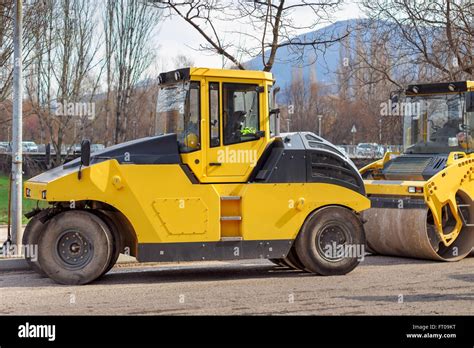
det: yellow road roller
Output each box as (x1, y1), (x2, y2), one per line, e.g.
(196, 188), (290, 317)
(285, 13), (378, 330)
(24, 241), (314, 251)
(361, 81), (474, 261)
(23, 68), (370, 284)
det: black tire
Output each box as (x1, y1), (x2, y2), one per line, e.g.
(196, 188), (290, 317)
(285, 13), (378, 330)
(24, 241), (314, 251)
(38, 210), (113, 285)
(269, 258), (282, 266)
(22, 216), (48, 277)
(268, 258), (289, 267)
(93, 211), (122, 277)
(277, 258), (292, 268)
(284, 247), (308, 271)
(295, 206), (365, 275)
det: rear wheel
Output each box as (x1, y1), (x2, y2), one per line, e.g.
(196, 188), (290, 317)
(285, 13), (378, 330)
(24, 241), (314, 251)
(38, 210), (113, 285)
(295, 206), (365, 275)
(283, 247), (308, 271)
(269, 259), (284, 266)
(269, 258), (293, 268)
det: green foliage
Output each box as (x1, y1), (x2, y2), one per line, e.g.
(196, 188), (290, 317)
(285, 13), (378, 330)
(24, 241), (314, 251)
(0, 175), (46, 224)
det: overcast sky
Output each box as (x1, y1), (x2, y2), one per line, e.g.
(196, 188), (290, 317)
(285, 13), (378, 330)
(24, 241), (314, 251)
(154, 1), (364, 72)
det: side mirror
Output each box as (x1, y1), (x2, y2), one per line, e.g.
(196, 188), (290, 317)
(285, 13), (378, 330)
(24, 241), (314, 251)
(465, 91), (474, 112)
(390, 91), (400, 113)
(272, 86), (281, 108)
(390, 93), (399, 104)
(80, 139), (91, 167)
(270, 108), (280, 115)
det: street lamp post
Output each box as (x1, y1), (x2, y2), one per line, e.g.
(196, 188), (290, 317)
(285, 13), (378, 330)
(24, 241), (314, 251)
(11, 0), (23, 246)
(317, 114), (323, 137)
(351, 124), (357, 146)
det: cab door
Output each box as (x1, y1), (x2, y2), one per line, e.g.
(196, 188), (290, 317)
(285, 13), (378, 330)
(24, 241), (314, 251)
(204, 80), (268, 182)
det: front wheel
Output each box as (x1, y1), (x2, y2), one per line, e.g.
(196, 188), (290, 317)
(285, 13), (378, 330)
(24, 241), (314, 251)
(38, 210), (113, 285)
(295, 206), (365, 275)
(22, 216), (48, 277)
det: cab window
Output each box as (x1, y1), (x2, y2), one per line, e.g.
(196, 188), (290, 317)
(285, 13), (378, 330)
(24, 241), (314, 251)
(222, 83), (260, 145)
(209, 82), (220, 147)
(155, 80), (201, 153)
(180, 81), (201, 153)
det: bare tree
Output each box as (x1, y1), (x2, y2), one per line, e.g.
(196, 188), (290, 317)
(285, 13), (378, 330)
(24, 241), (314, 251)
(360, 0), (474, 81)
(0, 0), (48, 103)
(152, 0), (348, 72)
(281, 67), (333, 134)
(105, 0), (162, 144)
(333, 0), (474, 146)
(173, 53), (195, 69)
(334, 22), (403, 145)
(25, 0), (103, 164)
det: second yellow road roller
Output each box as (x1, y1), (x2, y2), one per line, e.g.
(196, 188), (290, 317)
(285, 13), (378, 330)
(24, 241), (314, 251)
(361, 81), (474, 261)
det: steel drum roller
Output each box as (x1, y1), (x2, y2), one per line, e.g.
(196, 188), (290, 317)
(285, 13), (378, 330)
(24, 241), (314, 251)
(363, 204), (474, 261)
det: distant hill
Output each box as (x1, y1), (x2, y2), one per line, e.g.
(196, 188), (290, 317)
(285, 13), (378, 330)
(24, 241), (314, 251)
(245, 19), (367, 89)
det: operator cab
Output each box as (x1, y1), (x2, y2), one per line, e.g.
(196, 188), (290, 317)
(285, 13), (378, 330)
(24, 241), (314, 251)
(155, 67), (277, 183)
(402, 81), (474, 154)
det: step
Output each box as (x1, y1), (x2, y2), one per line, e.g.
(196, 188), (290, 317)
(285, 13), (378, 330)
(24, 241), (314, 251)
(220, 196), (242, 201)
(220, 216), (242, 221)
(220, 236), (243, 242)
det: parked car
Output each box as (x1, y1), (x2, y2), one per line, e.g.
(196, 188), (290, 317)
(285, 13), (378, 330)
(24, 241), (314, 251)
(356, 143), (379, 157)
(335, 145), (348, 157)
(376, 144), (385, 157)
(22, 141), (39, 152)
(73, 143), (106, 154)
(0, 141), (11, 153)
(37, 144), (46, 153)
(72, 144), (82, 154)
(91, 144), (105, 153)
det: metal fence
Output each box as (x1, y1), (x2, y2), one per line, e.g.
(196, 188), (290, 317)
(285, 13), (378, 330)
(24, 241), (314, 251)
(337, 145), (404, 159)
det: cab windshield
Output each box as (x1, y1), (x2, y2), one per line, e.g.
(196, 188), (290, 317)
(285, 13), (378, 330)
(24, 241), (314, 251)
(155, 81), (200, 153)
(404, 93), (473, 153)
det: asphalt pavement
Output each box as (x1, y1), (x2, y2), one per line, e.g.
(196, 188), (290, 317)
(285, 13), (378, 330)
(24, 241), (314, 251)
(1, 255), (473, 315)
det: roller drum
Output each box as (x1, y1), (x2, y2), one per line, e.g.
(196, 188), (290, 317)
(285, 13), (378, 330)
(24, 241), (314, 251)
(363, 204), (474, 261)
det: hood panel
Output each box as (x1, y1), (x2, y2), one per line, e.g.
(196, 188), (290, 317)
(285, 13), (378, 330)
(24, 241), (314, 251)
(29, 134), (181, 184)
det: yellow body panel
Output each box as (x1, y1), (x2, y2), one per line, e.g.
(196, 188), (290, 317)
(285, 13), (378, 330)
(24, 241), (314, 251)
(364, 180), (425, 197)
(423, 153), (474, 245)
(25, 159), (370, 244)
(238, 183), (370, 240)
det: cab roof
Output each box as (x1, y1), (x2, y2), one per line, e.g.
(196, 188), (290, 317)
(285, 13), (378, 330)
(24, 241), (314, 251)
(406, 81), (474, 96)
(158, 67), (274, 85)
